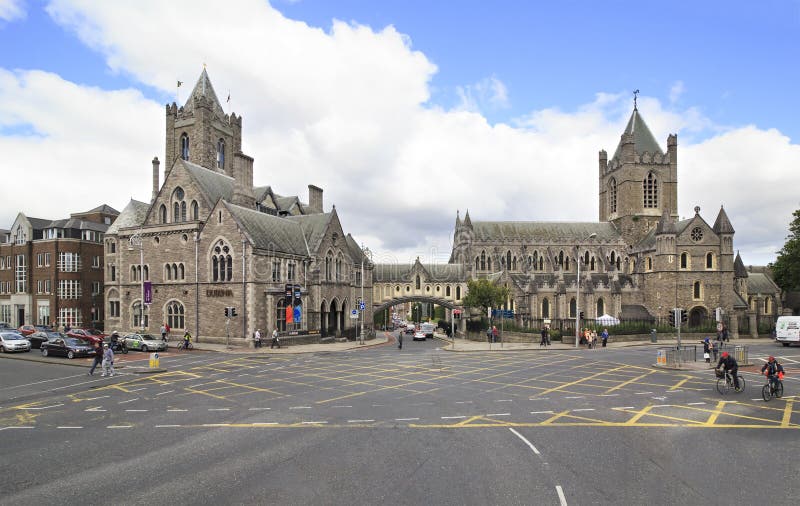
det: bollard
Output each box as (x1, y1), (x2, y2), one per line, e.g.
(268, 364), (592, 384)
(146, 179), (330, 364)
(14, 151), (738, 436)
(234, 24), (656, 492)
(149, 352), (160, 369)
(650, 329), (657, 343)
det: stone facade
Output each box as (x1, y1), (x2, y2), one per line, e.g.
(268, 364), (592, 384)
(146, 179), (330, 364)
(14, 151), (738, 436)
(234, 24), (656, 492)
(104, 70), (372, 342)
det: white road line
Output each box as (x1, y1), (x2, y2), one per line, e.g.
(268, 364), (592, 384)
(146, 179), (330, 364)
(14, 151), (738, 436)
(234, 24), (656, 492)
(652, 404), (672, 408)
(125, 409), (148, 412)
(599, 394), (619, 397)
(634, 392), (653, 395)
(118, 398), (139, 404)
(572, 408), (595, 412)
(441, 416), (466, 420)
(84, 395), (110, 401)
(509, 427), (540, 455)
(155, 390), (174, 396)
(290, 406), (312, 410)
(85, 407), (106, 412)
(530, 411), (554, 414)
(188, 383), (206, 388)
(687, 402), (706, 405)
(395, 418), (419, 421)
(0, 426), (35, 430)
(486, 413), (510, 417)
(208, 408), (230, 411)
(454, 401), (473, 404)
(201, 423), (231, 427)
(248, 407), (271, 411)
(167, 409), (188, 412)
(495, 399), (513, 402)
(128, 388), (147, 392)
(371, 404), (386, 407)
(252, 422), (278, 426)
(155, 425), (181, 428)
(23, 403), (64, 410)
(301, 421), (328, 424)
(57, 426), (83, 429)
(409, 402), (434, 406)
(564, 396), (584, 399)
(613, 406), (635, 410)
(528, 397), (550, 401)
(556, 485), (568, 506)
(107, 425), (132, 429)
(331, 405), (352, 408)
(347, 419), (375, 423)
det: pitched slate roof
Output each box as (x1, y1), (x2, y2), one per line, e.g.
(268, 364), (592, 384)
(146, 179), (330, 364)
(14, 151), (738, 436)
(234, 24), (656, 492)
(344, 234), (365, 264)
(27, 217), (54, 230)
(472, 221), (620, 243)
(182, 68), (225, 118)
(612, 109), (664, 161)
(107, 199), (150, 235)
(712, 206), (735, 234)
(655, 209), (676, 235)
(373, 263), (465, 283)
(746, 272), (780, 295)
(285, 212), (331, 254)
(74, 204), (119, 216)
(224, 202), (310, 256)
(181, 159), (235, 203)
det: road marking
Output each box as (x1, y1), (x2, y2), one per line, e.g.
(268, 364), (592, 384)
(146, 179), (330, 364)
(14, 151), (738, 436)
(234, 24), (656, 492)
(84, 395), (110, 401)
(564, 396), (584, 399)
(371, 404), (386, 407)
(441, 416), (466, 420)
(248, 407), (271, 411)
(155, 390), (174, 396)
(455, 401), (473, 404)
(347, 419), (375, 423)
(301, 421), (328, 425)
(331, 405), (353, 408)
(395, 418), (419, 421)
(128, 388), (147, 392)
(202, 423), (231, 427)
(652, 405), (672, 408)
(409, 402), (434, 406)
(125, 409), (148, 412)
(23, 403), (64, 410)
(118, 398), (139, 404)
(669, 378), (690, 391)
(290, 406), (312, 410)
(107, 425), (132, 429)
(0, 426), (35, 430)
(528, 397), (550, 401)
(530, 411), (554, 414)
(751, 398), (764, 402)
(509, 427), (540, 455)
(687, 402), (706, 405)
(573, 408), (595, 412)
(599, 394), (619, 397)
(252, 422), (278, 426)
(85, 407), (106, 412)
(634, 392), (653, 395)
(167, 409), (188, 412)
(155, 425), (181, 428)
(781, 398), (794, 428)
(486, 413), (510, 417)
(495, 399), (513, 402)
(57, 426), (83, 429)
(612, 406), (635, 410)
(556, 485), (568, 506)
(208, 408), (230, 411)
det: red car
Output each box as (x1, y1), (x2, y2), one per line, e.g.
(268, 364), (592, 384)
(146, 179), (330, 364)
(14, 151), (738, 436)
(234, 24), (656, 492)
(17, 325), (36, 336)
(67, 328), (106, 344)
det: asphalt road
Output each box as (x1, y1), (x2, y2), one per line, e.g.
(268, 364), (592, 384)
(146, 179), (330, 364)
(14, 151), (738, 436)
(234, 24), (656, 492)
(1, 334), (798, 505)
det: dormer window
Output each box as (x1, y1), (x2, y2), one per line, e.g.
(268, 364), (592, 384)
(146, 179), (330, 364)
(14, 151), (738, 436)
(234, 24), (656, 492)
(180, 133), (190, 161)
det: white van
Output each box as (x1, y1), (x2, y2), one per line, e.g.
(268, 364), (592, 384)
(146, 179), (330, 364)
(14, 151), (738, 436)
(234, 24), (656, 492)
(775, 316), (800, 347)
(420, 322), (435, 339)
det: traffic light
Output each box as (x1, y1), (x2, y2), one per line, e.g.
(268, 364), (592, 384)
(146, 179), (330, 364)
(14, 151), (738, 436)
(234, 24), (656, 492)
(224, 307), (230, 317)
(681, 309), (687, 324)
(579, 311), (584, 320)
(668, 311), (675, 327)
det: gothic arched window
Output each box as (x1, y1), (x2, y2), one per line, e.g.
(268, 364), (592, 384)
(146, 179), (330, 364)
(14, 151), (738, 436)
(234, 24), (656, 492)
(180, 133), (189, 161)
(693, 281), (702, 299)
(191, 201), (199, 221)
(217, 138), (225, 170)
(456, 286), (462, 300)
(506, 251), (512, 271)
(643, 172), (658, 208)
(159, 204), (167, 224)
(325, 252), (333, 281)
(596, 298), (605, 316)
(475, 257), (480, 271)
(480, 251), (486, 271)
(416, 275), (421, 290)
(609, 177), (617, 214)
(569, 297), (576, 318)
(211, 240), (233, 282)
(542, 298), (550, 318)
(167, 300), (185, 329)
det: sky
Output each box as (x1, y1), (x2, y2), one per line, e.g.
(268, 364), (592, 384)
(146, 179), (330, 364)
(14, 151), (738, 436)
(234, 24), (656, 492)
(0, 0), (798, 267)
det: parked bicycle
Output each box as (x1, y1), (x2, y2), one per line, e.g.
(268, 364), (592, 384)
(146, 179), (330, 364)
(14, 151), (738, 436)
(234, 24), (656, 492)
(715, 368), (745, 394)
(761, 377), (784, 402)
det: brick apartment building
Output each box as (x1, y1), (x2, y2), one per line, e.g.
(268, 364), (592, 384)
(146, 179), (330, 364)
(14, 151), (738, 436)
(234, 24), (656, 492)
(0, 205), (119, 329)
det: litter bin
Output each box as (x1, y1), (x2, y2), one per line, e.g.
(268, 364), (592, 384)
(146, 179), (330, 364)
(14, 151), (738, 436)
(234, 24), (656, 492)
(650, 329), (657, 343)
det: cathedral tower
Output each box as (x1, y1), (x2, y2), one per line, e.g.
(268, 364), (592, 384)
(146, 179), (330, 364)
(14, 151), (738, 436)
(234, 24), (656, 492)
(598, 105), (678, 244)
(165, 69), (242, 178)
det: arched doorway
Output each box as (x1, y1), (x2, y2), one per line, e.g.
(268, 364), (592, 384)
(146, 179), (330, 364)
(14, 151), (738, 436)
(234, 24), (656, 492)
(688, 306), (707, 328)
(340, 299), (348, 331)
(329, 298), (339, 335)
(320, 300), (328, 337)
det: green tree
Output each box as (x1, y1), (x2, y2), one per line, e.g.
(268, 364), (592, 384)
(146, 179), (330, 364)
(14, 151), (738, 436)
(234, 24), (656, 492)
(461, 278), (510, 320)
(770, 208), (800, 292)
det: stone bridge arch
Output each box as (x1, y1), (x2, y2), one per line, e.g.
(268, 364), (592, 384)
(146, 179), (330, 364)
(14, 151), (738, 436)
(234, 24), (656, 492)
(372, 295), (457, 316)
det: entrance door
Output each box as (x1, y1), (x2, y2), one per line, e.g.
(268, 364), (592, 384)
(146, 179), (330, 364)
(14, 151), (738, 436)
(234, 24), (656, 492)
(16, 306), (25, 327)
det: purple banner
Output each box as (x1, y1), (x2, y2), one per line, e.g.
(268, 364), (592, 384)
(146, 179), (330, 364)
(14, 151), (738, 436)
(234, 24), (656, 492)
(144, 281), (153, 304)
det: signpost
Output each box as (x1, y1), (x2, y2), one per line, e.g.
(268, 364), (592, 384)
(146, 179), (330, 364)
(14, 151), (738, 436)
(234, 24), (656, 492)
(350, 309), (359, 320)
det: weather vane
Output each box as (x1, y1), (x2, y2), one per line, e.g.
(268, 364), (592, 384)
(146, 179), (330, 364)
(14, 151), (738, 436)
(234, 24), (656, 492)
(633, 89), (640, 110)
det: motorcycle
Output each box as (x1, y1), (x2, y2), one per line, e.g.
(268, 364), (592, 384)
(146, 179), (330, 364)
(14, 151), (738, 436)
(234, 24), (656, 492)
(108, 339), (128, 354)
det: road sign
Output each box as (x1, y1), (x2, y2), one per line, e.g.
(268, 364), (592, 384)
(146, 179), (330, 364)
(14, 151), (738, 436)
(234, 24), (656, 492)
(359, 301), (366, 311)
(350, 309), (358, 319)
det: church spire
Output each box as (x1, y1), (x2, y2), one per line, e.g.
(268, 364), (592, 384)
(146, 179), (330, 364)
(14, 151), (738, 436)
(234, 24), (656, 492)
(463, 209), (473, 229)
(611, 106), (664, 161)
(182, 67), (225, 117)
(713, 205), (735, 234)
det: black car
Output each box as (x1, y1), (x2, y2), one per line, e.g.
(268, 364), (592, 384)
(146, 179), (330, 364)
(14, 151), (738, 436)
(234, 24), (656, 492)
(27, 331), (65, 349)
(41, 337), (96, 359)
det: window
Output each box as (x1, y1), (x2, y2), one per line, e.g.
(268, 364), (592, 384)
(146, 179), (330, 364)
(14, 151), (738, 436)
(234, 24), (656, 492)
(191, 201), (199, 221)
(38, 305), (50, 326)
(569, 297), (576, 318)
(45, 252), (51, 266)
(506, 251), (512, 271)
(217, 139), (225, 169)
(132, 301), (149, 328)
(58, 252), (81, 272)
(609, 178), (617, 214)
(109, 300), (120, 318)
(36, 280), (43, 294)
(416, 275), (421, 290)
(15, 254), (26, 293)
(0, 304), (10, 323)
(446, 286), (451, 297)
(108, 241), (116, 254)
(212, 241), (233, 282)
(643, 171), (658, 208)
(693, 281), (703, 300)
(272, 261), (281, 282)
(597, 298), (605, 316)
(456, 286), (461, 300)
(167, 301), (185, 329)
(37, 253), (43, 267)
(276, 299), (286, 332)
(15, 227), (26, 245)
(354, 268), (361, 286)
(286, 262), (296, 282)
(44, 279), (51, 294)
(91, 282), (101, 295)
(159, 204), (167, 224)
(58, 308), (82, 329)
(680, 252), (689, 269)
(690, 227), (703, 242)
(92, 256), (100, 268)
(58, 280), (81, 299)
(705, 252), (714, 269)
(110, 265), (116, 282)
(180, 133), (189, 160)
(558, 251), (564, 268)
(646, 257), (653, 271)
(325, 252), (333, 281)
(475, 257), (480, 271)
(335, 256), (343, 281)
(480, 251), (486, 271)
(542, 298), (550, 318)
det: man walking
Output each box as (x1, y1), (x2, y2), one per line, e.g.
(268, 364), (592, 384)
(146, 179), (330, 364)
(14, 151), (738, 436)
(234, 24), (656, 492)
(492, 325), (499, 344)
(254, 328), (262, 348)
(160, 323), (167, 342)
(270, 329), (280, 349)
(88, 341), (103, 375)
(601, 328), (609, 348)
(540, 326), (550, 347)
(101, 343), (115, 377)
(397, 329), (403, 349)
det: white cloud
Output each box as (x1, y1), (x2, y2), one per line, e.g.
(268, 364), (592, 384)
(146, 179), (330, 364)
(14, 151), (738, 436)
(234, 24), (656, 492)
(669, 80), (685, 104)
(0, 0), (25, 22)
(456, 76), (510, 112)
(0, 0), (796, 267)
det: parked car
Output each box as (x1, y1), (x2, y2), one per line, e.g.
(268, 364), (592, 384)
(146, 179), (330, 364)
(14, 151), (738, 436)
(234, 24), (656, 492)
(27, 331), (66, 349)
(0, 332), (31, 353)
(413, 331), (426, 341)
(67, 328), (104, 344)
(41, 336), (96, 359)
(0, 322), (13, 330)
(17, 325), (37, 336)
(121, 333), (167, 352)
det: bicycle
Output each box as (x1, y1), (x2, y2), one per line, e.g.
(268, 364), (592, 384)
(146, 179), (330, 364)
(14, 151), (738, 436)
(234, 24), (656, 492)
(715, 368), (745, 395)
(176, 340), (193, 351)
(761, 377), (784, 402)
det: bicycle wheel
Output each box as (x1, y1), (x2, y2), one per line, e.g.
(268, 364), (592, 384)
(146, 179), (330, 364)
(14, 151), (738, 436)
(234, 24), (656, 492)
(716, 378), (729, 395)
(762, 384), (772, 402)
(736, 375), (745, 392)
(776, 381), (784, 398)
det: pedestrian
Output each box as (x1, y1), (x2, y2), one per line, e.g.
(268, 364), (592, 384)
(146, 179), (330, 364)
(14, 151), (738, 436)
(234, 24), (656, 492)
(702, 338), (712, 364)
(182, 330), (191, 350)
(587, 331), (594, 349)
(486, 327), (492, 343)
(398, 328), (403, 349)
(101, 343), (115, 377)
(270, 329), (280, 349)
(88, 341), (103, 375)
(492, 325), (499, 343)
(721, 324), (729, 343)
(540, 326), (550, 347)
(160, 323), (167, 342)
(254, 328), (262, 348)
(591, 330), (598, 349)
(711, 339), (718, 362)
(601, 328), (609, 347)
(165, 323), (171, 338)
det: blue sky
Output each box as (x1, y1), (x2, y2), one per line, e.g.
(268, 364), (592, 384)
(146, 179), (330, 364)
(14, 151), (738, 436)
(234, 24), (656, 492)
(0, 0), (798, 265)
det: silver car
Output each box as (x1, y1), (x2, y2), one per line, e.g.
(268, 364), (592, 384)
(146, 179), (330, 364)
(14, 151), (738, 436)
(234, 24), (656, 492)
(0, 332), (32, 353)
(121, 333), (167, 352)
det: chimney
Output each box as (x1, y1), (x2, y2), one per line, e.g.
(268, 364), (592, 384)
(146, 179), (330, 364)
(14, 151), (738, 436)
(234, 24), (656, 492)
(151, 157), (160, 203)
(308, 185), (323, 213)
(231, 152), (256, 208)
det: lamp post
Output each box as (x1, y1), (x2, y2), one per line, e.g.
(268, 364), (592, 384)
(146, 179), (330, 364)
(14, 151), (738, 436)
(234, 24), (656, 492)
(575, 232), (597, 348)
(129, 233), (145, 331)
(360, 245), (372, 345)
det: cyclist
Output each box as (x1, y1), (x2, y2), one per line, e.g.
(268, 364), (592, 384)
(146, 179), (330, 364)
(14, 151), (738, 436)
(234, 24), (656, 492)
(181, 330), (192, 350)
(761, 356), (785, 392)
(716, 351), (740, 390)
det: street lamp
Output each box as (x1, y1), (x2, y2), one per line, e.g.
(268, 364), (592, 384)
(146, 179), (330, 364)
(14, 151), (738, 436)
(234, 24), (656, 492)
(575, 232), (597, 348)
(360, 245), (372, 345)
(129, 233), (145, 331)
